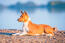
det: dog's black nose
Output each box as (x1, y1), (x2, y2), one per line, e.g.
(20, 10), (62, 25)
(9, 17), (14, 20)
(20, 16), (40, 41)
(17, 19), (19, 21)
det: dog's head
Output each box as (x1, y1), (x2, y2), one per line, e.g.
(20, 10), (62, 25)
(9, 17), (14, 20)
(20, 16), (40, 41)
(18, 11), (29, 22)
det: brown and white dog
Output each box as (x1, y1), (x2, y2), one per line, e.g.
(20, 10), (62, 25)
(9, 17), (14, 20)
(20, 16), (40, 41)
(13, 11), (57, 36)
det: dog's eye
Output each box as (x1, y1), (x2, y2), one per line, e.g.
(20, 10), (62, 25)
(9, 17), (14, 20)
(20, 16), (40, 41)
(22, 16), (23, 18)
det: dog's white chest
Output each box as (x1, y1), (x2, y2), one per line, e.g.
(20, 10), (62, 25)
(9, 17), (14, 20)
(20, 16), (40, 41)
(23, 21), (29, 32)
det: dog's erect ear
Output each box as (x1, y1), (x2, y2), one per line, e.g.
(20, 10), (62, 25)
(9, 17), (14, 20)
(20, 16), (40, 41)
(21, 10), (23, 14)
(24, 11), (28, 15)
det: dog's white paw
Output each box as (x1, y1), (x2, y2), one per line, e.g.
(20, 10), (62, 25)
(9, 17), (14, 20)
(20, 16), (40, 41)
(46, 34), (52, 36)
(12, 32), (27, 36)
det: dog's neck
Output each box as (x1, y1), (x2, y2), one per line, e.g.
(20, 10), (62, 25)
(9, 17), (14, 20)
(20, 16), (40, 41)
(23, 18), (30, 26)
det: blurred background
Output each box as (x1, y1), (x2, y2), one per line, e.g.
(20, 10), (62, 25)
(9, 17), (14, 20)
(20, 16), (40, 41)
(0, 0), (65, 30)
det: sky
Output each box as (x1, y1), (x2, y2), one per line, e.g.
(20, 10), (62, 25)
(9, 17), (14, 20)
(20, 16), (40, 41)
(0, 0), (65, 6)
(0, 0), (52, 5)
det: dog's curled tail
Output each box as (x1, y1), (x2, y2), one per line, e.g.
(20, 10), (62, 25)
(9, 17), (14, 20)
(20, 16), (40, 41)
(53, 27), (58, 32)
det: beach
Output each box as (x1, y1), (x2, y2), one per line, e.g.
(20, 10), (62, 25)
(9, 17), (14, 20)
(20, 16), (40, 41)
(0, 29), (65, 43)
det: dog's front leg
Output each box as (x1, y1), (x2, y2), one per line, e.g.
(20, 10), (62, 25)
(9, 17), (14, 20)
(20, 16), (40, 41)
(22, 26), (27, 34)
(12, 26), (27, 36)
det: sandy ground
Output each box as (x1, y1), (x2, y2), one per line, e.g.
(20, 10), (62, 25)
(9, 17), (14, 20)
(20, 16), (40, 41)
(0, 29), (65, 43)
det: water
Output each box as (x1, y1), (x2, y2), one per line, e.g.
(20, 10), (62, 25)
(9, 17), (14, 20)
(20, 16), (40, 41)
(0, 32), (15, 35)
(0, 8), (65, 31)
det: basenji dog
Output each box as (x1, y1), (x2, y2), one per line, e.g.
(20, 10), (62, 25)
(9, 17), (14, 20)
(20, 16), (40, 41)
(13, 11), (57, 36)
